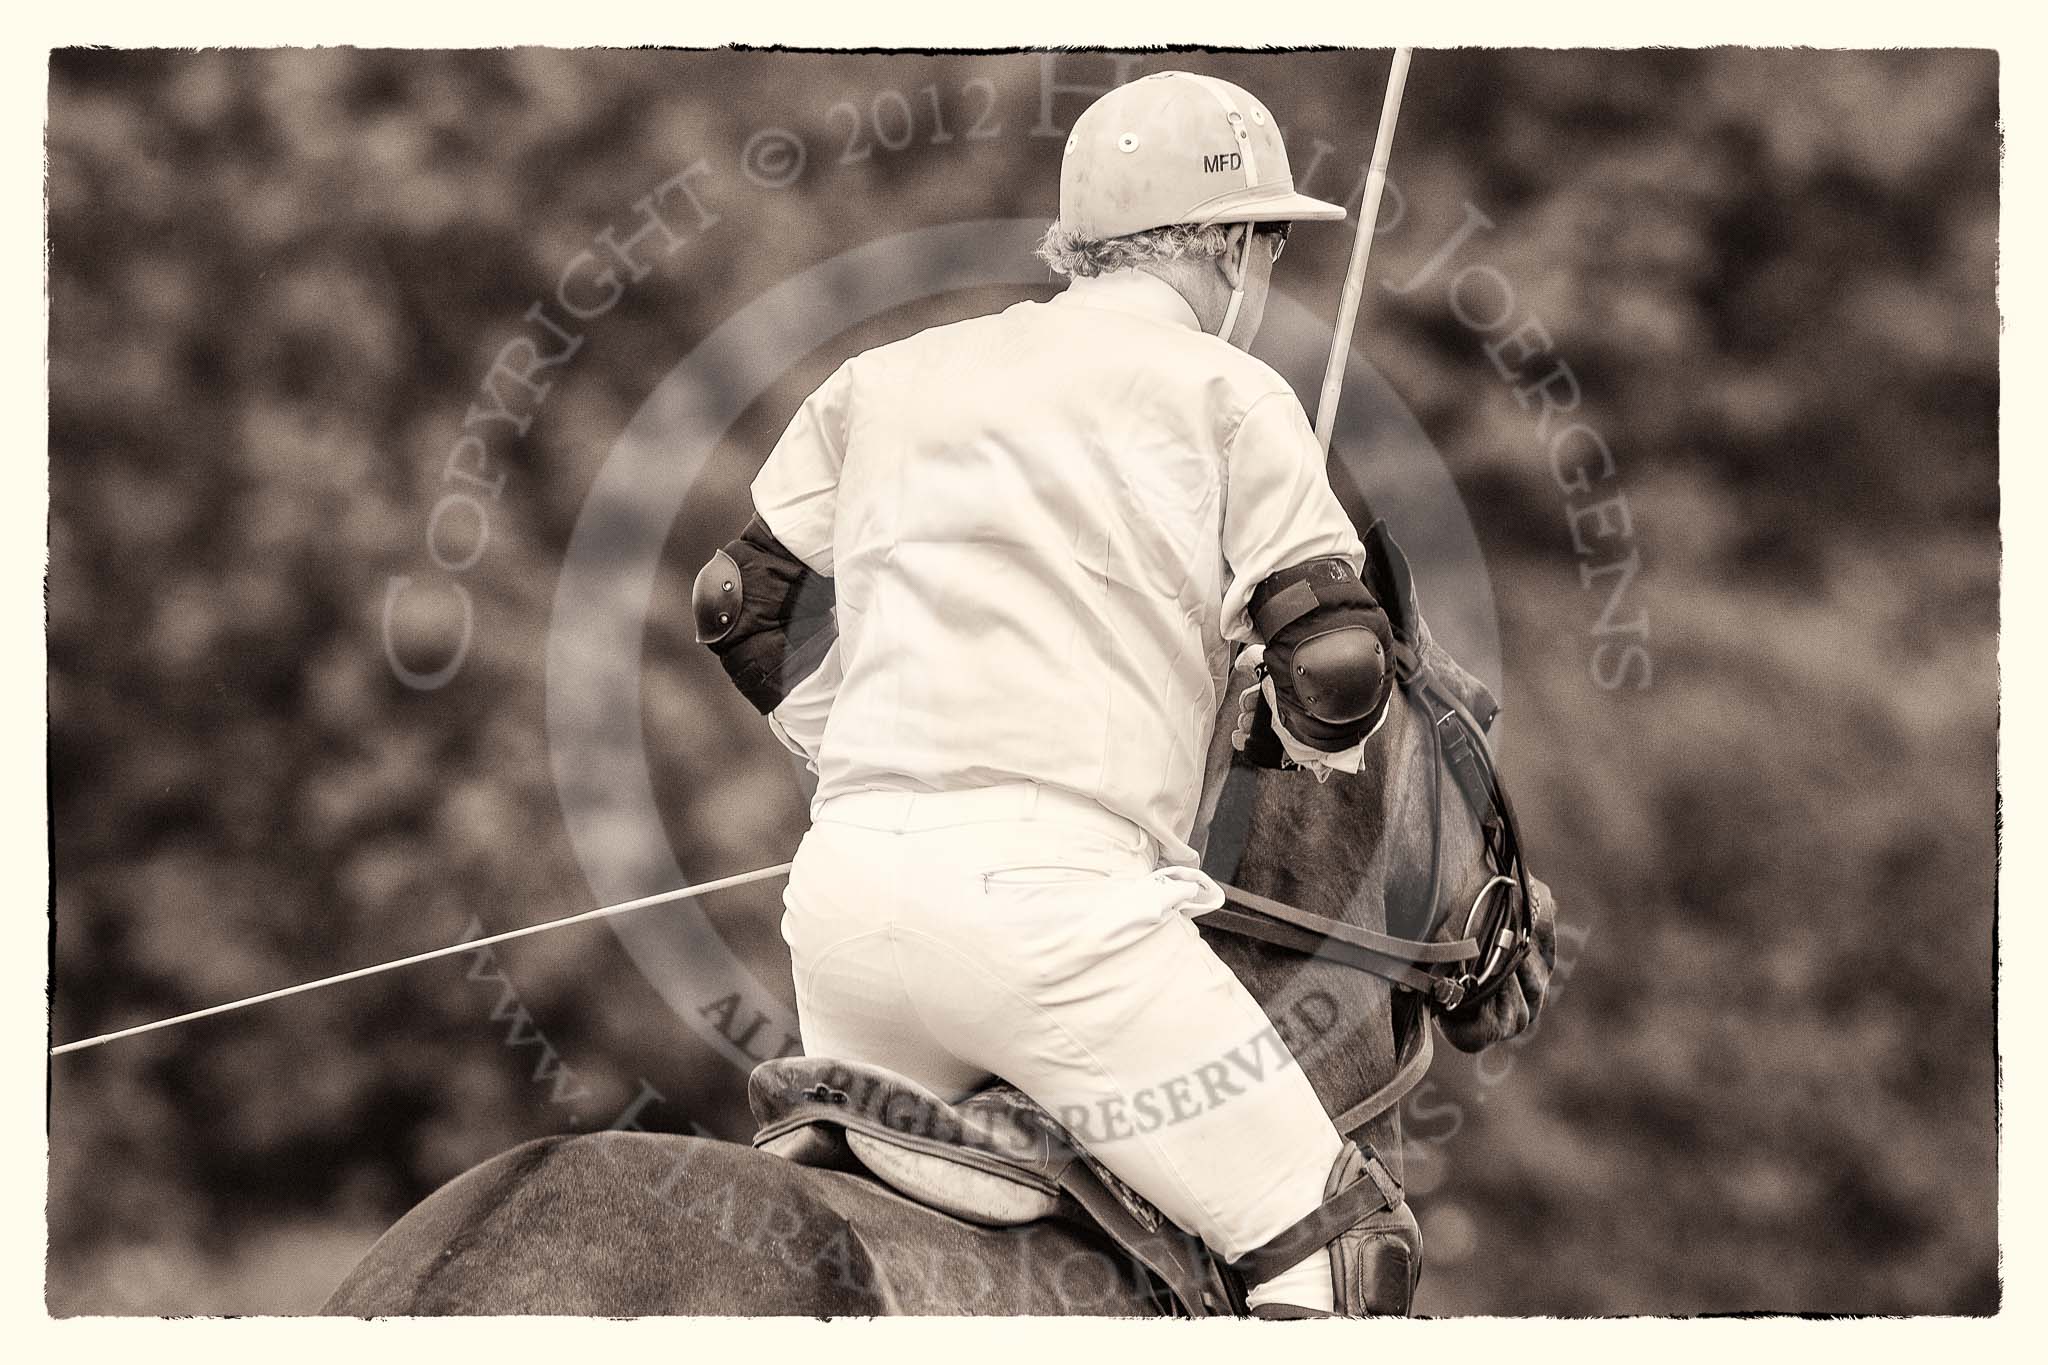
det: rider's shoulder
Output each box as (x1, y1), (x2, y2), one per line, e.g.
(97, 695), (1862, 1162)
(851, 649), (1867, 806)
(1203, 342), (1294, 399)
(846, 310), (1013, 379)
(1186, 343), (1305, 434)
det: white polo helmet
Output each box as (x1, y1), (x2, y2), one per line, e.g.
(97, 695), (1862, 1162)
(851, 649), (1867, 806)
(1058, 71), (1346, 240)
(1057, 71), (1345, 343)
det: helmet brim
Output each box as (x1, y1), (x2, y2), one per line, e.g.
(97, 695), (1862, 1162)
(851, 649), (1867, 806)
(1188, 187), (1348, 227)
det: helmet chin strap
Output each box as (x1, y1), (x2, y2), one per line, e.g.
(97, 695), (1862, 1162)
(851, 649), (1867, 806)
(1186, 76), (1263, 349)
(1214, 226), (1256, 347)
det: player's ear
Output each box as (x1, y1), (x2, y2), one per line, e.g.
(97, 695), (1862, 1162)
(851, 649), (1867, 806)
(1219, 223), (1250, 288)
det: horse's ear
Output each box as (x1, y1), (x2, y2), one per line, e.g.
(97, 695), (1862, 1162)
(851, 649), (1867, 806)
(1362, 519), (1420, 646)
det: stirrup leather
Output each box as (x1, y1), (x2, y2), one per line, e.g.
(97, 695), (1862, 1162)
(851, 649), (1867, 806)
(1229, 1141), (1423, 1317)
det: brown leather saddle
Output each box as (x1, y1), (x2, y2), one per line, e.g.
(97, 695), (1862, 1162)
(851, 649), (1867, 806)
(750, 1056), (1241, 1316)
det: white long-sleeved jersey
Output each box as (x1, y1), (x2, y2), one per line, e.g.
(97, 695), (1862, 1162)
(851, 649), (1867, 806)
(751, 267), (1364, 867)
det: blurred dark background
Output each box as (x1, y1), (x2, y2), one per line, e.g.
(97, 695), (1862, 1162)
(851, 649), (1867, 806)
(45, 48), (1998, 1315)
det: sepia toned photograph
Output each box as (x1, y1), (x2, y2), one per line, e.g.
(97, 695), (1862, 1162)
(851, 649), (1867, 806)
(44, 44), (1998, 1318)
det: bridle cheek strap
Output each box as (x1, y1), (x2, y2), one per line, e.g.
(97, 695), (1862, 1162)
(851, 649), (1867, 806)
(1330, 1004), (1434, 1136)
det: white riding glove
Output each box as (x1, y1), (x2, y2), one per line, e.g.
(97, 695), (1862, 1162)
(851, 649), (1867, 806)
(1228, 643), (1374, 782)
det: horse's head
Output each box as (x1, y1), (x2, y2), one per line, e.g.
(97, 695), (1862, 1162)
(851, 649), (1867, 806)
(1376, 619), (1503, 942)
(1202, 548), (1547, 1164)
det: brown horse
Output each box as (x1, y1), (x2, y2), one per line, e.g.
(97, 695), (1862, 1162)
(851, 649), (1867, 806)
(324, 622), (1554, 1315)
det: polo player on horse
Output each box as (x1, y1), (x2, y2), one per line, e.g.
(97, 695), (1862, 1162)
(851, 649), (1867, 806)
(696, 73), (1422, 1317)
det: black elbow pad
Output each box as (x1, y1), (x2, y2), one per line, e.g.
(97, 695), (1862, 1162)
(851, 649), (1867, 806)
(693, 515), (836, 714)
(693, 548), (745, 644)
(1250, 556), (1395, 751)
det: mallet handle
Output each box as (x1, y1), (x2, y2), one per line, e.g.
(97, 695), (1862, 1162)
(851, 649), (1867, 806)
(1314, 48), (1414, 453)
(50, 862), (794, 1056)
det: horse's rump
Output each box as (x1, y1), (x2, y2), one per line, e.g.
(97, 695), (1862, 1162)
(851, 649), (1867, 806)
(323, 1131), (1162, 1316)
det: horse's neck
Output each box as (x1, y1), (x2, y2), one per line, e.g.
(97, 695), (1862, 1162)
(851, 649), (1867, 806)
(1193, 613), (1487, 1167)
(1209, 751), (1413, 1155)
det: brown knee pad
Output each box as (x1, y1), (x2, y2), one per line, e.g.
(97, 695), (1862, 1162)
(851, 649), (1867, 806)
(1234, 1141), (1423, 1318)
(1330, 1170), (1422, 1315)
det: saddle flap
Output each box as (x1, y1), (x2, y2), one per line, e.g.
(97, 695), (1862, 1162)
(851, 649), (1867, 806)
(756, 1121), (855, 1171)
(750, 1057), (1234, 1314)
(752, 1058), (1077, 1186)
(841, 1130), (1061, 1227)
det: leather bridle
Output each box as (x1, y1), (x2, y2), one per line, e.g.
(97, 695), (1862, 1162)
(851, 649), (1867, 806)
(1197, 521), (1536, 1134)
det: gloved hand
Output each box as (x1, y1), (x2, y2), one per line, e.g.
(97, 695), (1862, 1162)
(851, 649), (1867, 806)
(1437, 874), (1560, 1053)
(1228, 644), (1367, 782)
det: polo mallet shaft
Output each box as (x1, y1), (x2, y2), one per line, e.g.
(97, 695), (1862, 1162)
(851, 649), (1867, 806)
(1313, 47), (1413, 453)
(49, 861), (794, 1057)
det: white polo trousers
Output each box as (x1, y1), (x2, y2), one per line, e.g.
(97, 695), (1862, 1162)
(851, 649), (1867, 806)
(780, 782), (1345, 1263)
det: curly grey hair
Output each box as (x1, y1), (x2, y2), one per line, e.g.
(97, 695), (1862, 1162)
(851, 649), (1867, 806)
(1034, 220), (1239, 278)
